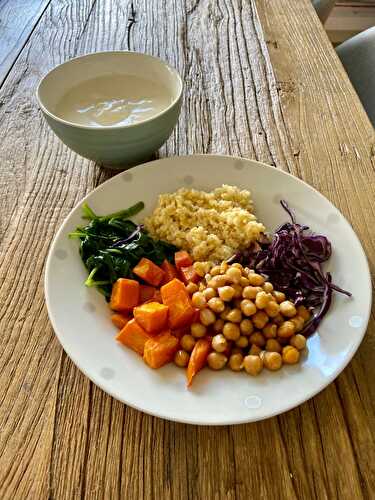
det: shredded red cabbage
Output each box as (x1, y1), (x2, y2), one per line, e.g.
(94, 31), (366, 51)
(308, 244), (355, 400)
(230, 201), (351, 336)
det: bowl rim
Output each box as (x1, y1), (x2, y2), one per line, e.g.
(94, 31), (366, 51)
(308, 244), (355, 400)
(36, 50), (183, 131)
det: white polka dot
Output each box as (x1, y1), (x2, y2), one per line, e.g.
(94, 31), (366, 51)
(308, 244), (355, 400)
(326, 213), (340, 224)
(183, 175), (194, 185)
(100, 367), (115, 380)
(234, 160), (244, 170)
(55, 249), (68, 260)
(244, 395), (262, 409)
(349, 316), (363, 328)
(83, 302), (96, 313)
(122, 172), (133, 182)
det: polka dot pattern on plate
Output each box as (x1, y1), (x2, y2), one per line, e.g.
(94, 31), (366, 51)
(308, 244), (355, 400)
(326, 213), (340, 225)
(83, 302), (96, 313)
(122, 172), (133, 182)
(100, 367), (115, 380)
(244, 395), (262, 409)
(183, 175), (194, 185)
(234, 160), (244, 170)
(349, 316), (363, 328)
(55, 249), (68, 260)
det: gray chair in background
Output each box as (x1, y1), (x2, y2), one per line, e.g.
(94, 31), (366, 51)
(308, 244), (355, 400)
(312, 0), (335, 24)
(336, 27), (375, 127)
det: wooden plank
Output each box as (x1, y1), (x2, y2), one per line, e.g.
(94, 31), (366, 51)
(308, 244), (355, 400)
(0, 0), (52, 88)
(0, 0), (374, 499)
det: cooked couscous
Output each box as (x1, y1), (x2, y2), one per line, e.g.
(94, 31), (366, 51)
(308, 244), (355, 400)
(144, 185), (265, 261)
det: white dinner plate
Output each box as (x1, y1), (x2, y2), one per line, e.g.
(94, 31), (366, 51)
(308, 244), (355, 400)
(45, 155), (371, 425)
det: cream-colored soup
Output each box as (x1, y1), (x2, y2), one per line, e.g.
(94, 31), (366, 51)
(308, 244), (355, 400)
(54, 74), (172, 127)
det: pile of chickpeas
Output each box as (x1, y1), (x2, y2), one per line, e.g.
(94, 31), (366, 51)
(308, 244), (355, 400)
(173, 261), (311, 375)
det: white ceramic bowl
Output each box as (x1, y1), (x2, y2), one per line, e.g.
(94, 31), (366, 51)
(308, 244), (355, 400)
(37, 51), (182, 168)
(45, 155), (371, 425)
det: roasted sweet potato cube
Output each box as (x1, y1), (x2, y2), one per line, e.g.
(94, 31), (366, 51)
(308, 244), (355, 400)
(133, 301), (169, 334)
(160, 278), (195, 329)
(116, 319), (152, 355)
(143, 331), (179, 369)
(133, 258), (165, 286)
(110, 278), (140, 312)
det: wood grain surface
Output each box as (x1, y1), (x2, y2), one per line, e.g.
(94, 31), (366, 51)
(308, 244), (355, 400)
(0, 1), (374, 499)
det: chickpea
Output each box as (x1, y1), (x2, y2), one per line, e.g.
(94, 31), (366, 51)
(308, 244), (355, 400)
(255, 291), (272, 309)
(213, 318), (225, 333)
(264, 301), (280, 318)
(207, 275), (227, 289)
(242, 286), (262, 299)
(249, 332), (266, 347)
(290, 334), (307, 351)
(220, 306), (231, 320)
(185, 282), (199, 295)
(263, 282), (274, 293)
(297, 305), (311, 321)
(191, 322), (207, 338)
(212, 334), (228, 353)
(226, 266), (242, 284)
(199, 308), (216, 326)
(273, 313), (284, 326)
(174, 350), (190, 367)
(204, 273), (212, 283)
(249, 344), (262, 355)
(233, 284), (244, 298)
(279, 300), (297, 318)
(240, 299), (257, 317)
(240, 276), (250, 287)
(265, 339), (282, 353)
(210, 265), (221, 276)
(226, 308), (242, 323)
(231, 263), (243, 270)
(191, 292), (207, 309)
(235, 336), (249, 349)
(252, 310), (269, 329)
(229, 353), (244, 371)
(223, 322), (241, 341)
(290, 315), (304, 333)
(243, 355), (263, 376)
(243, 267), (253, 276)
(277, 321), (296, 338)
(198, 282), (206, 292)
(180, 334), (196, 352)
(263, 323), (277, 339)
(263, 351), (282, 371)
(240, 318), (254, 336)
(208, 297), (225, 313)
(218, 285), (235, 302)
(207, 352), (227, 370)
(273, 291), (286, 303)
(220, 261), (229, 274)
(193, 261), (208, 277)
(248, 273), (265, 286)
(203, 287), (217, 301)
(282, 345), (300, 364)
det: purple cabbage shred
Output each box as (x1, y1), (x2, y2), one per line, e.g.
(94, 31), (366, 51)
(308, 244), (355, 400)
(232, 200), (351, 337)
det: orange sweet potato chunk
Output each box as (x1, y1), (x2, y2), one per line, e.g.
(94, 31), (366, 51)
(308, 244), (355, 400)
(116, 319), (152, 355)
(133, 301), (169, 334)
(143, 331), (179, 369)
(160, 278), (195, 329)
(111, 313), (130, 330)
(161, 259), (178, 284)
(133, 258), (165, 286)
(110, 278), (140, 312)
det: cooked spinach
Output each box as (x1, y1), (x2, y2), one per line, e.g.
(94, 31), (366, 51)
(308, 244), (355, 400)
(69, 201), (178, 299)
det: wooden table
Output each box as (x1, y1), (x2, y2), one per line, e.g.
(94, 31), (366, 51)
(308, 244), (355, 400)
(1, 1), (374, 498)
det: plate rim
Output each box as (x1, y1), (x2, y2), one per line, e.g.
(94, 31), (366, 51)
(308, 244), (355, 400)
(44, 153), (372, 425)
